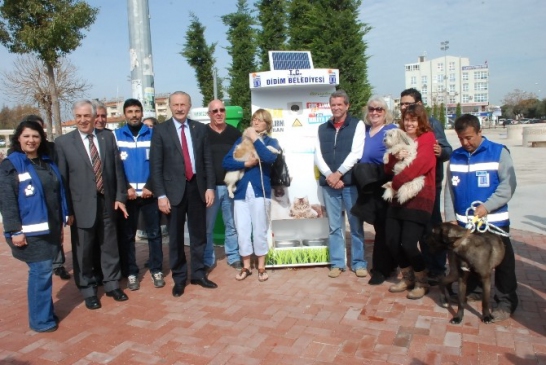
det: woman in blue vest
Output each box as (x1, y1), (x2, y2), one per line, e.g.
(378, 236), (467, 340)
(0, 120), (70, 333)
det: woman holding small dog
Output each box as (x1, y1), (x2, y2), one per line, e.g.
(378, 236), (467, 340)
(351, 96), (398, 285)
(384, 104), (436, 299)
(223, 109), (280, 282)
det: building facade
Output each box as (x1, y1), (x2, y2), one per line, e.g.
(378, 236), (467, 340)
(404, 55), (489, 116)
(102, 93), (171, 120)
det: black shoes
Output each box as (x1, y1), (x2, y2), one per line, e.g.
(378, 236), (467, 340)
(229, 261), (243, 270)
(172, 284), (185, 297)
(105, 289), (129, 302)
(85, 296), (101, 310)
(190, 277), (218, 289)
(368, 272), (386, 286)
(53, 266), (71, 280)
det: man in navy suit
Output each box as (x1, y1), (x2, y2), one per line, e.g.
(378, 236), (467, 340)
(150, 91), (217, 297)
(55, 100), (129, 310)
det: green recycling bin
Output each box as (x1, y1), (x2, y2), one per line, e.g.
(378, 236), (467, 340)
(212, 105), (243, 246)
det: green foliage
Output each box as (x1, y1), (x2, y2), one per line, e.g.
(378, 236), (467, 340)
(439, 103), (445, 126)
(432, 104), (439, 119)
(425, 105), (432, 119)
(256, 0), (287, 71)
(222, 0), (256, 129)
(265, 247), (329, 266)
(181, 13), (223, 106)
(0, 103), (41, 129)
(287, 0), (372, 116)
(455, 103), (462, 119)
(0, 0), (98, 65)
(157, 115), (167, 123)
(0, 0), (98, 137)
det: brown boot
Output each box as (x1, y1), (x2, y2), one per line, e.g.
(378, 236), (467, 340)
(389, 267), (414, 293)
(407, 270), (430, 299)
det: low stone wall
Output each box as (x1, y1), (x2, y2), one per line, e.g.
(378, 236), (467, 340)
(522, 125), (546, 147)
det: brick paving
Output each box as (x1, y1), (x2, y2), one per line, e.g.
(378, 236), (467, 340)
(0, 226), (545, 365)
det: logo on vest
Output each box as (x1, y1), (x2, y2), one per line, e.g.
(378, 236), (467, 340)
(25, 184), (35, 196)
(120, 151), (128, 160)
(451, 176), (460, 186)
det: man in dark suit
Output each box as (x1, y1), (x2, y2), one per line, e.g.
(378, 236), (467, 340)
(55, 100), (129, 310)
(150, 91), (217, 297)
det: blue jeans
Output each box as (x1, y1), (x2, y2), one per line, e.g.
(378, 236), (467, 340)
(27, 259), (56, 332)
(205, 185), (240, 266)
(119, 198), (163, 275)
(322, 185), (366, 270)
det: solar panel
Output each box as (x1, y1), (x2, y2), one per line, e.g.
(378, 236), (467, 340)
(269, 51), (314, 70)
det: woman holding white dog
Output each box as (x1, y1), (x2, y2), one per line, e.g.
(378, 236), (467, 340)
(384, 104), (436, 299)
(223, 109), (280, 282)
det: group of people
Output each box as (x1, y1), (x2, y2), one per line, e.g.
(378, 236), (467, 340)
(0, 87), (519, 333)
(315, 88), (518, 323)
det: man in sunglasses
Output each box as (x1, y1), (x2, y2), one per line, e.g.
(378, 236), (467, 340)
(399, 88), (452, 285)
(204, 100), (242, 272)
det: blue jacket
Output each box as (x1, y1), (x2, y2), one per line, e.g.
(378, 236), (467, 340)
(223, 136), (280, 200)
(317, 114), (360, 186)
(114, 124), (152, 195)
(5, 152), (69, 237)
(449, 138), (509, 227)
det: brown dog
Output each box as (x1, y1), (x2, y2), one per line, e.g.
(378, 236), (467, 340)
(427, 223), (505, 324)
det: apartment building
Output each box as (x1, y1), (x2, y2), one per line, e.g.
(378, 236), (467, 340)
(102, 93), (171, 119)
(404, 55), (489, 115)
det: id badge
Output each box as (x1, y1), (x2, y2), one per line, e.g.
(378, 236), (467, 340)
(476, 171), (489, 187)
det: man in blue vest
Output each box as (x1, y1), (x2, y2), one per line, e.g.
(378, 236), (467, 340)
(115, 99), (164, 291)
(444, 114), (518, 322)
(315, 90), (367, 278)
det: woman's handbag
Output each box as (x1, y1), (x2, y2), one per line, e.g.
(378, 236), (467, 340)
(270, 149), (290, 187)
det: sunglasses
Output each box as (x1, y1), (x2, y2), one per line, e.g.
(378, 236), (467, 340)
(210, 108), (226, 114)
(368, 107), (384, 113)
(399, 102), (416, 107)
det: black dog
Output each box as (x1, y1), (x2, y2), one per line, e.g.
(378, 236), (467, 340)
(428, 223), (505, 324)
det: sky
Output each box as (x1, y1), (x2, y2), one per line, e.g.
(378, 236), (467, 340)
(0, 0), (545, 115)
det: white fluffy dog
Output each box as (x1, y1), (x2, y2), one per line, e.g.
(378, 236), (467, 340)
(381, 128), (425, 204)
(224, 138), (279, 198)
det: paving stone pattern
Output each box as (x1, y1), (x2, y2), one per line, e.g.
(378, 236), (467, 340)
(0, 225), (545, 364)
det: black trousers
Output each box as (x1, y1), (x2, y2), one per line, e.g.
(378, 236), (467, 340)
(371, 220), (396, 277)
(167, 178), (207, 286)
(420, 187), (448, 275)
(71, 195), (121, 298)
(386, 216), (426, 272)
(465, 226), (518, 313)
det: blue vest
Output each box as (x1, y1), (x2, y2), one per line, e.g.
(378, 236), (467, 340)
(114, 124), (152, 195)
(6, 152), (69, 237)
(317, 114), (360, 186)
(449, 137), (509, 227)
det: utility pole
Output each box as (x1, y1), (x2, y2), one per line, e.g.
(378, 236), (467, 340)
(441, 40), (449, 127)
(127, 0), (156, 117)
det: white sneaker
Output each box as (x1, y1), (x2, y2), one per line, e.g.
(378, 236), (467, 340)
(151, 272), (165, 288)
(127, 275), (140, 291)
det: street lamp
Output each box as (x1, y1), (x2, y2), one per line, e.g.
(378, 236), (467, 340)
(441, 41), (449, 126)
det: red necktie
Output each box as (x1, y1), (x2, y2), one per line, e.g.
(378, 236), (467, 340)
(180, 123), (194, 180)
(88, 134), (104, 194)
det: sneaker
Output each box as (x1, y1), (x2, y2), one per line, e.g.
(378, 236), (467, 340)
(127, 275), (140, 291)
(355, 268), (369, 278)
(491, 307), (511, 323)
(328, 268), (342, 278)
(151, 272), (165, 288)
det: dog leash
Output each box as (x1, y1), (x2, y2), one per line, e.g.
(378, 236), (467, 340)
(464, 201), (510, 237)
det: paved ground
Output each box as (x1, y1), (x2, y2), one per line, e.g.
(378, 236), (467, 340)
(0, 126), (545, 364)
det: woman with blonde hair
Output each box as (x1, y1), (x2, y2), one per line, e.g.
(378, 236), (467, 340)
(223, 109), (281, 282)
(351, 96), (398, 285)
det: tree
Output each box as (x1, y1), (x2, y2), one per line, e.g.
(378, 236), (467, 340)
(439, 103), (445, 126)
(0, 55), (91, 139)
(432, 104), (439, 119)
(0, 0), (98, 137)
(222, 0), (257, 129)
(287, 0), (372, 116)
(256, 0), (287, 71)
(181, 13), (223, 106)
(501, 89), (541, 119)
(0, 103), (40, 130)
(455, 102), (462, 119)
